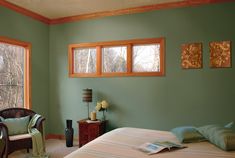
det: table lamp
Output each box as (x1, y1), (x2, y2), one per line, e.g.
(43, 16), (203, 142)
(82, 88), (92, 119)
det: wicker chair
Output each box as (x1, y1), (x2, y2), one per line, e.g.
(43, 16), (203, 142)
(0, 108), (45, 158)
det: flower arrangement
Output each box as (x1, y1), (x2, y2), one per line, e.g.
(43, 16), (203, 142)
(96, 100), (109, 120)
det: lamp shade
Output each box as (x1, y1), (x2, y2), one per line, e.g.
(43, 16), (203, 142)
(82, 89), (92, 102)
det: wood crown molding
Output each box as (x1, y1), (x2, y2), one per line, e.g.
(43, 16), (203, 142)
(0, 0), (233, 25)
(0, 0), (50, 24)
(50, 0), (234, 24)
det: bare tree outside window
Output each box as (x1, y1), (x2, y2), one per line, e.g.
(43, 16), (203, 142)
(74, 48), (96, 73)
(0, 42), (24, 109)
(102, 46), (127, 73)
(133, 44), (160, 72)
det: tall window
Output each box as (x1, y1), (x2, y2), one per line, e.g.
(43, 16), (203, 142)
(69, 38), (165, 77)
(0, 37), (31, 109)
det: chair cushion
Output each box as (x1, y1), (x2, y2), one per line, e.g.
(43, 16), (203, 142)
(1, 116), (30, 136)
(9, 133), (32, 141)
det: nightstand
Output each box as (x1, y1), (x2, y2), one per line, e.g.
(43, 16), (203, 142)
(77, 119), (107, 147)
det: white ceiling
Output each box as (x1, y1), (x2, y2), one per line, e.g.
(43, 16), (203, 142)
(5, 0), (184, 19)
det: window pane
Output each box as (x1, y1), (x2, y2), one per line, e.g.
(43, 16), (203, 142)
(0, 42), (24, 109)
(133, 44), (160, 72)
(102, 46), (127, 73)
(73, 48), (96, 73)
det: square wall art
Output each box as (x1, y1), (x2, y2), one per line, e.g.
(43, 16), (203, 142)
(209, 41), (231, 68)
(181, 43), (202, 69)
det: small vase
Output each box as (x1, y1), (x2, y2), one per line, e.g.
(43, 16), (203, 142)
(102, 110), (106, 121)
(65, 120), (74, 147)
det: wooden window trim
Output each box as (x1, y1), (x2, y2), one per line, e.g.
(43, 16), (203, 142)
(0, 36), (31, 109)
(68, 37), (165, 77)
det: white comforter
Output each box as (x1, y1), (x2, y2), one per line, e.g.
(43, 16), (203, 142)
(65, 127), (235, 158)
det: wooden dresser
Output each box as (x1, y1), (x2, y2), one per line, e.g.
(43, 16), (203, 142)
(77, 119), (107, 147)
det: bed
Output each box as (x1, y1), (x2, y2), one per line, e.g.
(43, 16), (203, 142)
(65, 127), (235, 158)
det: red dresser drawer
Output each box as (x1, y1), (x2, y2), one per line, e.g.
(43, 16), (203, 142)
(77, 119), (107, 147)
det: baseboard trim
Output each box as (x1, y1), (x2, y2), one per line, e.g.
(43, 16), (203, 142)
(46, 134), (78, 141)
(46, 134), (65, 140)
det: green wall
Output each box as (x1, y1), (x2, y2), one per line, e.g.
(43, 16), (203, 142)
(1, 2), (235, 136)
(0, 7), (50, 131)
(49, 2), (235, 134)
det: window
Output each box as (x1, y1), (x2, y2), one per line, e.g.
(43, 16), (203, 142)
(73, 47), (96, 73)
(69, 38), (164, 77)
(133, 44), (160, 72)
(102, 46), (127, 73)
(0, 36), (31, 109)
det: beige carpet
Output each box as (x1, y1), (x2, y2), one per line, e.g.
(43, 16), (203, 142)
(9, 139), (78, 158)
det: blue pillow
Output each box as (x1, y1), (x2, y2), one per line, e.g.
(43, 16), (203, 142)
(198, 124), (235, 151)
(171, 126), (205, 143)
(2, 116), (30, 136)
(224, 122), (234, 128)
(0, 116), (4, 121)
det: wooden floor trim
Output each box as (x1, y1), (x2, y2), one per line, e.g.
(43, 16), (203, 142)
(46, 134), (65, 140)
(46, 134), (78, 141)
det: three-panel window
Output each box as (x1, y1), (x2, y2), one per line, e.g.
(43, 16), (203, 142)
(69, 38), (165, 77)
